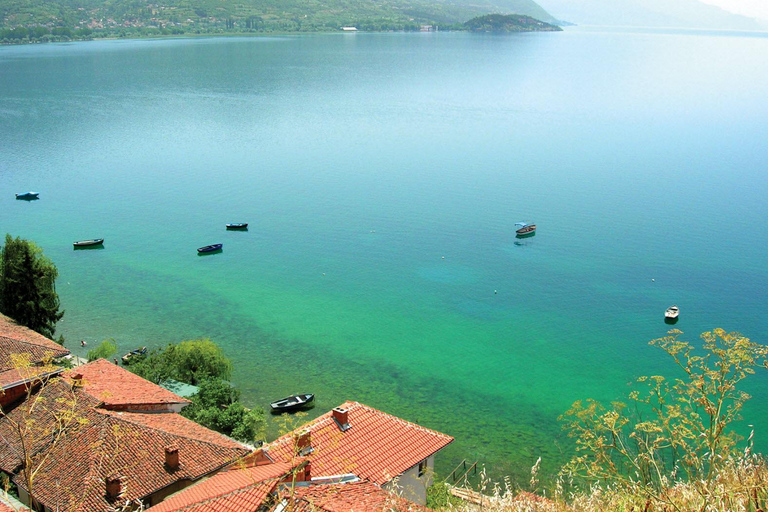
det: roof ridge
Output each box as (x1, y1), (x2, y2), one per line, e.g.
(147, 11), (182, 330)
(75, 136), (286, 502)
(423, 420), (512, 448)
(97, 410), (250, 451)
(267, 400), (453, 454)
(345, 402), (454, 440)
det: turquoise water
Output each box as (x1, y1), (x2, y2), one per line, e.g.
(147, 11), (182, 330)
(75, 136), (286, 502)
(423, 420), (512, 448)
(2, 28), (768, 482)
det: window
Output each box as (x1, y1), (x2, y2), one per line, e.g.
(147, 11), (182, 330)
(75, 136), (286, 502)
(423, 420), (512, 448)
(418, 459), (428, 477)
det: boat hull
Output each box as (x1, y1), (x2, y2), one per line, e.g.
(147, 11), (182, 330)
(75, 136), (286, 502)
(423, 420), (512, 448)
(664, 306), (679, 323)
(226, 223), (248, 230)
(197, 244), (223, 254)
(15, 192), (39, 200)
(73, 239), (104, 247)
(270, 393), (315, 413)
(515, 225), (536, 236)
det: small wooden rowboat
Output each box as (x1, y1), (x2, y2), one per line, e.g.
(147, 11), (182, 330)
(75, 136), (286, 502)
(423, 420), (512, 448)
(515, 222), (536, 236)
(226, 223), (248, 230)
(121, 346), (147, 364)
(665, 305), (679, 320)
(73, 238), (104, 247)
(270, 393), (315, 412)
(197, 244), (223, 253)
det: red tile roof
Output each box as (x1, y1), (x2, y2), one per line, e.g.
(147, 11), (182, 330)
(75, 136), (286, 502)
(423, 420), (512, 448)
(0, 364), (62, 390)
(0, 313), (69, 373)
(0, 378), (103, 474)
(265, 402), (453, 485)
(278, 481), (429, 512)
(1, 379), (250, 512)
(64, 359), (190, 409)
(146, 462), (292, 512)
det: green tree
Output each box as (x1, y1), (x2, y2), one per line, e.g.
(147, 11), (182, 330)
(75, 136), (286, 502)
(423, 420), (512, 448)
(128, 338), (232, 385)
(181, 378), (266, 443)
(561, 328), (768, 509)
(87, 338), (118, 362)
(0, 235), (64, 341)
(170, 338), (233, 385)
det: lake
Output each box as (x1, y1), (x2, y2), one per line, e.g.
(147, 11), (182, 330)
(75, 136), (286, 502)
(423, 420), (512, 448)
(2, 28), (768, 482)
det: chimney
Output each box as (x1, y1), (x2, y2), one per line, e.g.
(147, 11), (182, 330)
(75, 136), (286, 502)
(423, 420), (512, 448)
(165, 446), (179, 470)
(71, 373), (83, 389)
(301, 461), (311, 482)
(332, 407), (351, 432)
(106, 475), (123, 499)
(295, 429), (312, 456)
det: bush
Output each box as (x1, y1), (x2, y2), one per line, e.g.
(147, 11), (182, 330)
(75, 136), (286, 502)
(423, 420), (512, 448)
(87, 338), (118, 361)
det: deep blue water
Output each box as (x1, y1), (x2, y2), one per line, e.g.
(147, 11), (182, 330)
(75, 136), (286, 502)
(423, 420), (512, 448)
(2, 28), (768, 481)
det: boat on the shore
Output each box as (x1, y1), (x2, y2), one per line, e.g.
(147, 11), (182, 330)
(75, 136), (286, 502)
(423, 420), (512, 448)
(515, 222), (536, 237)
(197, 244), (223, 254)
(665, 305), (679, 323)
(73, 238), (104, 247)
(270, 393), (315, 413)
(226, 223), (248, 230)
(121, 346), (147, 364)
(15, 192), (39, 200)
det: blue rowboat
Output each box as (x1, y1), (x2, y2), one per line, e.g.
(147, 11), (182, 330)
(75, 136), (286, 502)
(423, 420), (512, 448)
(197, 244), (223, 254)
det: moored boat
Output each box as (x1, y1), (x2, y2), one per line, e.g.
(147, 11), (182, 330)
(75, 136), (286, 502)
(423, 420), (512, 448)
(197, 244), (223, 253)
(515, 222), (536, 237)
(15, 192), (39, 200)
(73, 238), (104, 247)
(665, 305), (679, 320)
(270, 393), (315, 413)
(121, 346), (147, 364)
(226, 223), (248, 230)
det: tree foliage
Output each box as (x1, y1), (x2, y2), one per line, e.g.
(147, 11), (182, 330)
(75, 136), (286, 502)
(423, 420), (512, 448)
(560, 328), (768, 509)
(464, 13), (561, 32)
(128, 338), (232, 385)
(0, 235), (64, 341)
(181, 378), (266, 443)
(0, 0), (559, 41)
(87, 338), (118, 362)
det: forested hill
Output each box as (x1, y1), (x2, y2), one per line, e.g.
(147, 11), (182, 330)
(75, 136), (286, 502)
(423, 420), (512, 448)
(1, 0), (558, 39)
(465, 14), (562, 31)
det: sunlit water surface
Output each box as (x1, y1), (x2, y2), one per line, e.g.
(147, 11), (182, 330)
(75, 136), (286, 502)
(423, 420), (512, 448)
(2, 28), (768, 481)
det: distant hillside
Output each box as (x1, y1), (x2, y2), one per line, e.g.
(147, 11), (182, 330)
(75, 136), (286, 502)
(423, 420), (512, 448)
(0, 0), (559, 38)
(465, 14), (562, 31)
(535, 0), (764, 30)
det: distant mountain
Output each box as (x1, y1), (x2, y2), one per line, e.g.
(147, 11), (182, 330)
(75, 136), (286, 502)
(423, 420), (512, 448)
(535, 0), (765, 30)
(0, 0), (559, 34)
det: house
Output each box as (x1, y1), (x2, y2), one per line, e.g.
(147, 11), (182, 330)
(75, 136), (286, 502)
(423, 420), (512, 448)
(0, 359), (251, 512)
(264, 401), (453, 505)
(144, 402), (453, 511)
(65, 358), (191, 413)
(0, 313), (69, 408)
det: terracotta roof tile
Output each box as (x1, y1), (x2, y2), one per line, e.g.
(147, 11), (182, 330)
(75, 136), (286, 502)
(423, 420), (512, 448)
(0, 379), (102, 474)
(146, 462), (292, 512)
(279, 481), (428, 512)
(0, 314), (69, 360)
(0, 379), (250, 512)
(265, 402), (453, 485)
(64, 359), (190, 409)
(0, 365), (62, 389)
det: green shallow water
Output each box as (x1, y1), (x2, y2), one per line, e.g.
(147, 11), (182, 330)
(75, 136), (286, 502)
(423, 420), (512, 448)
(2, 29), (768, 482)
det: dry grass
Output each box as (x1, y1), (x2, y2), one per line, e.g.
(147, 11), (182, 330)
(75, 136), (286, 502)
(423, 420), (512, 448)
(437, 452), (768, 512)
